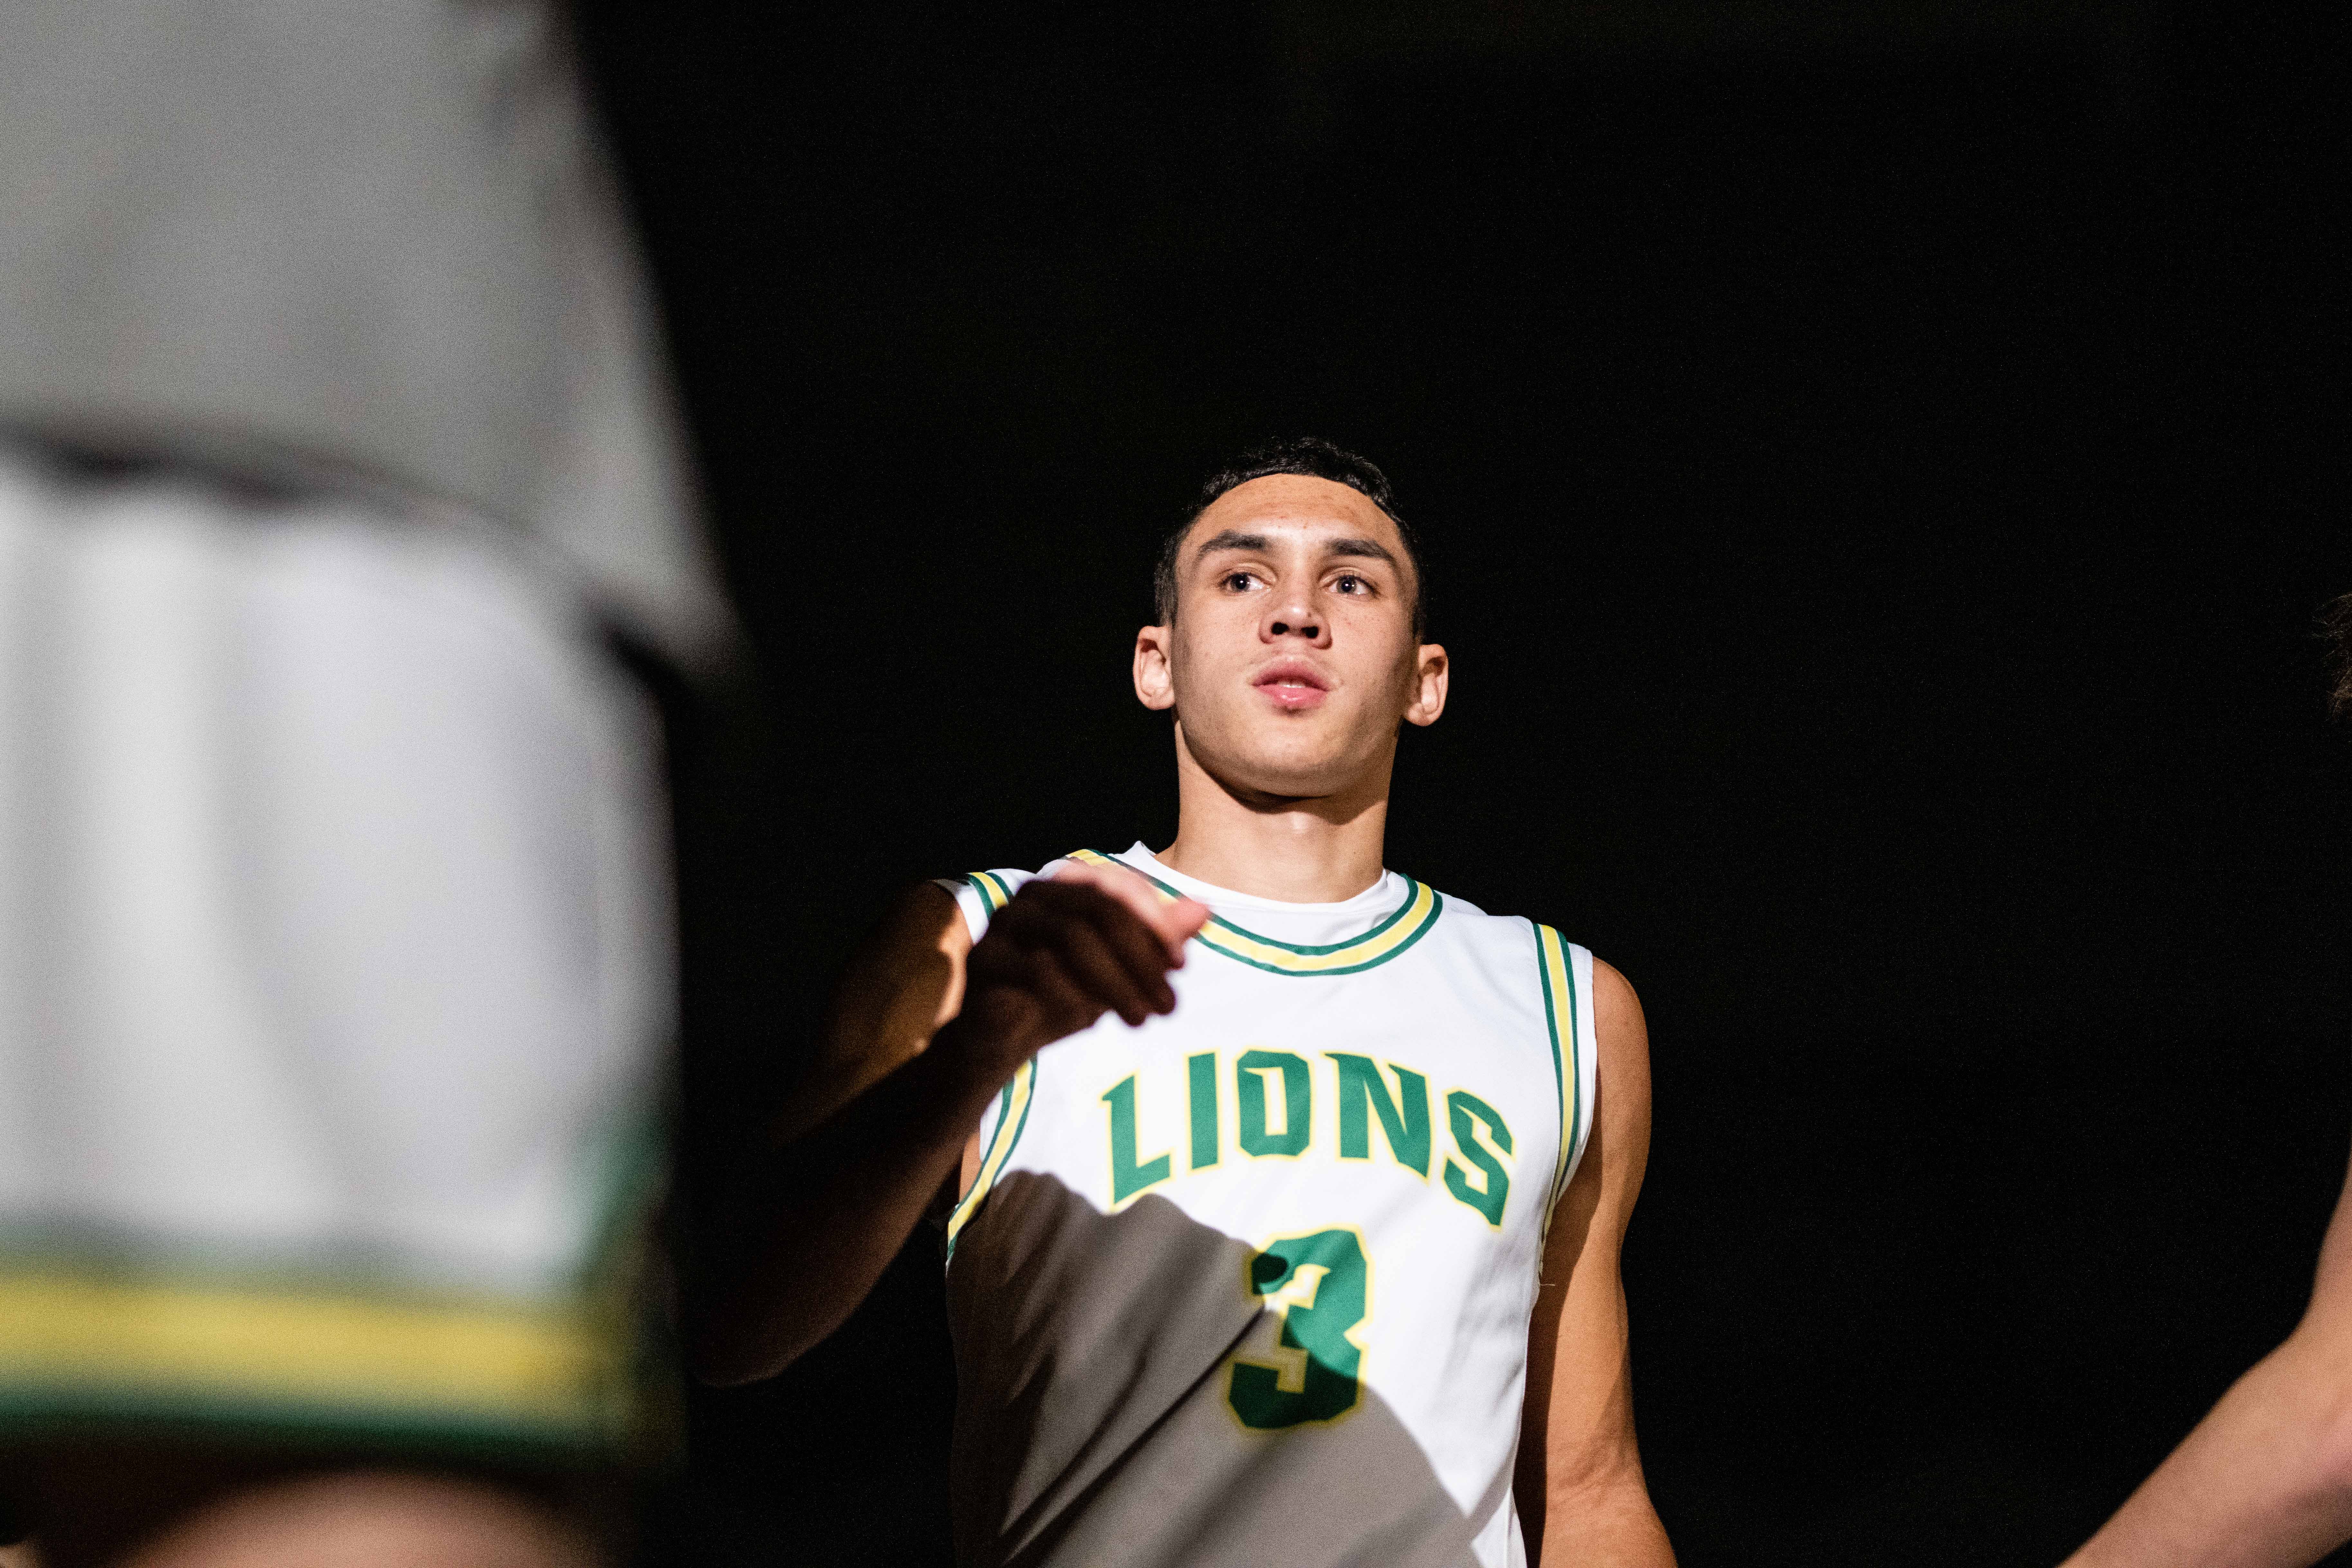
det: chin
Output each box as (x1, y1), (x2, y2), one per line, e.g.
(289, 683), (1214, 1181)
(1179, 706), (1384, 800)
(1224, 736), (1368, 800)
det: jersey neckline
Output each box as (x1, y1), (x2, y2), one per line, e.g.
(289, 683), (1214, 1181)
(1114, 842), (1399, 914)
(1070, 845), (1444, 978)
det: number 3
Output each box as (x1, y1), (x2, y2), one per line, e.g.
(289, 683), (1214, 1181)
(1227, 1228), (1370, 1429)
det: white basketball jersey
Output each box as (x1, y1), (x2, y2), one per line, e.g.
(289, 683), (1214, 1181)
(940, 844), (1597, 1568)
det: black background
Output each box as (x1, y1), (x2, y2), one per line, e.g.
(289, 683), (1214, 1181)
(580, 5), (2348, 1563)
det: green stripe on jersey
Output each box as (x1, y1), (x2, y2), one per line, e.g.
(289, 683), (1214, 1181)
(946, 1058), (1037, 1254)
(1533, 923), (1582, 1225)
(1066, 849), (1442, 977)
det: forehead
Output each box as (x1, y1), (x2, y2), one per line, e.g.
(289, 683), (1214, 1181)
(1181, 473), (1406, 561)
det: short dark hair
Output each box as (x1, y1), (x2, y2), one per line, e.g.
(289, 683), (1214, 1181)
(2323, 594), (2352, 716)
(1154, 437), (1428, 637)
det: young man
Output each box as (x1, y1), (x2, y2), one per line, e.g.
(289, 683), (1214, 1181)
(691, 439), (1673, 1567)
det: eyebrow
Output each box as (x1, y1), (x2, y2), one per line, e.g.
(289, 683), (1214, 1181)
(1192, 529), (1401, 569)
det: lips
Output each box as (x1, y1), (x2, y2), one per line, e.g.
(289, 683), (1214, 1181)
(1253, 659), (1330, 711)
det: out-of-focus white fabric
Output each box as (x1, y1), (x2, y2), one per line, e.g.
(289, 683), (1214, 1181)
(0, 446), (671, 1301)
(0, 0), (732, 672)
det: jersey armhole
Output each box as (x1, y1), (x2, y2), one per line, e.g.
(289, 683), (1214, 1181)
(1565, 941), (1599, 1195)
(940, 869), (1026, 944)
(1532, 921), (1599, 1231)
(935, 867), (1038, 1259)
(944, 1057), (1037, 1261)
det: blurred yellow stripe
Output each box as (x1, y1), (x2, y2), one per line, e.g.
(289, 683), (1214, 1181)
(0, 1271), (620, 1427)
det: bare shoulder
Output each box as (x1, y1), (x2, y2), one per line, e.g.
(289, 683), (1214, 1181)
(771, 880), (970, 1145)
(1591, 956), (1647, 1046)
(828, 878), (969, 1044)
(1536, 954), (1655, 1287)
(1586, 957), (1653, 1175)
(868, 879), (973, 969)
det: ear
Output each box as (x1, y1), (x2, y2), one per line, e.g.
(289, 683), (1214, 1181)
(1134, 623), (1177, 711)
(1403, 642), (1448, 727)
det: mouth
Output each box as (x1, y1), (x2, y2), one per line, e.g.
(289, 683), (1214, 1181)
(1252, 659), (1331, 711)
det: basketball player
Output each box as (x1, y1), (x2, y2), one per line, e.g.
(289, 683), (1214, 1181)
(2056, 610), (2352, 1568)
(690, 439), (1674, 1566)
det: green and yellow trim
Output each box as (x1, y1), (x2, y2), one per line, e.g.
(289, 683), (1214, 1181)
(1534, 923), (1583, 1223)
(0, 1268), (633, 1451)
(964, 870), (1019, 916)
(943, 868), (1039, 1255)
(946, 1057), (1037, 1252)
(1067, 850), (1442, 977)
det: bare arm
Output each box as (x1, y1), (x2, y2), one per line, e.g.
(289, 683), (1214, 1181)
(1516, 959), (1675, 1568)
(685, 865), (1205, 1386)
(2061, 1153), (2352, 1568)
(769, 879), (976, 1151)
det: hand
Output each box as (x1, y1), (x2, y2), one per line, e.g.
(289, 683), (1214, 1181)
(946, 860), (1209, 1085)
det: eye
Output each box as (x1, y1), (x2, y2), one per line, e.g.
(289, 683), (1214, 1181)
(1221, 570), (1263, 592)
(1333, 573), (1370, 596)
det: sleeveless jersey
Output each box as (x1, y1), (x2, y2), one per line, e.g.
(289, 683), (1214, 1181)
(939, 844), (1597, 1568)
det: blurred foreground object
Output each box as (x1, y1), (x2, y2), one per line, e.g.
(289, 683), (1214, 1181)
(0, 0), (727, 662)
(0, 1), (736, 1563)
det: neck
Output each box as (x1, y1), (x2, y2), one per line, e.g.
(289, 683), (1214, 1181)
(1155, 727), (1393, 903)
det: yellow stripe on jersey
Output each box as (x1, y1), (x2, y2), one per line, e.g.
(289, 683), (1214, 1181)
(1534, 923), (1582, 1227)
(943, 870), (1037, 1251)
(0, 1269), (631, 1445)
(946, 1057), (1037, 1251)
(966, 870), (1016, 914)
(1066, 849), (1442, 977)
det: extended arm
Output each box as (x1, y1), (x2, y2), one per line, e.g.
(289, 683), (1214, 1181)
(2061, 1154), (2352, 1568)
(685, 867), (1204, 1386)
(1516, 959), (1675, 1567)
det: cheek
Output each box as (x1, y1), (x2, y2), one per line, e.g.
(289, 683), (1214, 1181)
(1339, 621), (1421, 691)
(1163, 633), (1227, 708)
(1170, 611), (1256, 677)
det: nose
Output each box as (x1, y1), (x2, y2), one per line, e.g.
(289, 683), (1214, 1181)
(1262, 589), (1328, 646)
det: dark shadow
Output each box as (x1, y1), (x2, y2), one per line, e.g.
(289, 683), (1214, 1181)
(949, 1171), (1486, 1568)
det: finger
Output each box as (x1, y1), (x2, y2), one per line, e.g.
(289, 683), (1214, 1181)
(999, 881), (1180, 1016)
(1069, 889), (1184, 1014)
(1153, 895), (1210, 955)
(1023, 945), (1107, 1040)
(1051, 859), (1202, 964)
(1046, 914), (1160, 1028)
(989, 879), (1098, 946)
(1033, 875), (1191, 997)
(1049, 859), (1166, 926)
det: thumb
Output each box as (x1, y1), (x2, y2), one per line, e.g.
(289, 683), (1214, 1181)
(1047, 857), (1207, 964)
(1154, 895), (1210, 955)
